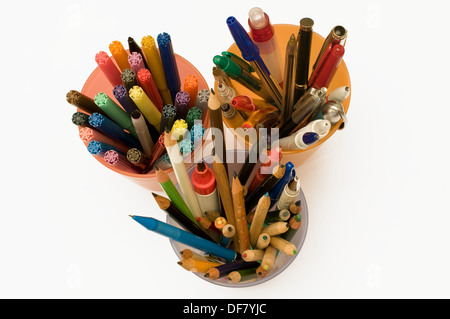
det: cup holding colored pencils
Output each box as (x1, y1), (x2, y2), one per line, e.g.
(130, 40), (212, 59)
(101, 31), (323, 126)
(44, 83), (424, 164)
(213, 9), (351, 168)
(67, 33), (210, 191)
(132, 149), (308, 287)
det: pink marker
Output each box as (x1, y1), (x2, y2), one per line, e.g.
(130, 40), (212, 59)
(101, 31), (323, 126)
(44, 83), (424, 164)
(128, 52), (146, 75)
(95, 51), (122, 87)
(104, 150), (140, 173)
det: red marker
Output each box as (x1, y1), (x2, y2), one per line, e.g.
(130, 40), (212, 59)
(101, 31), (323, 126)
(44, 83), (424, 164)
(192, 162), (220, 214)
(309, 44), (345, 89)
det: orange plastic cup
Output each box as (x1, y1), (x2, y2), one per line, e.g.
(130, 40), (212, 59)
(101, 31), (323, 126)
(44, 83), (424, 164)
(80, 54), (209, 190)
(216, 24), (351, 167)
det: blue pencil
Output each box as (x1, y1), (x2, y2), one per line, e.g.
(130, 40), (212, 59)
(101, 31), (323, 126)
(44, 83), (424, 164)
(130, 216), (238, 261)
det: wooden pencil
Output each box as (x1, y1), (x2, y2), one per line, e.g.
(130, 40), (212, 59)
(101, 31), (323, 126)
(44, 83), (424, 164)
(261, 245), (278, 271)
(255, 233), (271, 250)
(208, 89), (227, 172)
(177, 257), (223, 273)
(261, 222), (290, 237)
(212, 153), (235, 228)
(152, 193), (217, 242)
(232, 172), (250, 254)
(242, 249), (265, 262)
(270, 236), (298, 256)
(248, 193), (271, 248)
(164, 130), (202, 218)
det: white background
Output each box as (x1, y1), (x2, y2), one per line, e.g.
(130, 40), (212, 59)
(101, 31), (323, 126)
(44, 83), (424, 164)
(1, 0), (449, 299)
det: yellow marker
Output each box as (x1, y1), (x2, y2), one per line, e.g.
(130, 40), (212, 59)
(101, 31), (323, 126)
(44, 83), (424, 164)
(109, 41), (130, 71)
(171, 119), (188, 142)
(141, 36), (172, 105)
(129, 86), (161, 131)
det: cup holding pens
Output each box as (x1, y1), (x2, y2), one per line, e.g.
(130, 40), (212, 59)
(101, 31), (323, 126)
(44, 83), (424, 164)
(216, 24), (351, 167)
(167, 149), (308, 287)
(79, 53), (210, 191)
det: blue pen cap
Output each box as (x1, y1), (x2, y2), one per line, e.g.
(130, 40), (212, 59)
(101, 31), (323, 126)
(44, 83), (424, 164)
(226, 16), (260, 62)
(302, 132), (320, 145)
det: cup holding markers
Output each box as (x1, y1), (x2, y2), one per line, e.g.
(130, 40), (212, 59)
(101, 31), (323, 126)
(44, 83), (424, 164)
(68, 33), (211, 191)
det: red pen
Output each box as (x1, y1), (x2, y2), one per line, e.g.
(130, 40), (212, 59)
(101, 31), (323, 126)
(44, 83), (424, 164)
(309, 44), (345, 89)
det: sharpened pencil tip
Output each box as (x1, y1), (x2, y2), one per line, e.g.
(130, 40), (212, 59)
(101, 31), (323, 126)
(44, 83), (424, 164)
(264, 192), (269, 197)
(151, 192), (158, 198)
(233, 171), (237, 178)
(129, 215), (134, 218)
(177, 261), (183, 265)
(204, 273), (210, 278)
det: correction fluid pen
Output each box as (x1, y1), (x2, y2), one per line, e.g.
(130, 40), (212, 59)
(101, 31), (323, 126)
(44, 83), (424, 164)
(248, 7), (284, 86)
(192, 162), (220, 214)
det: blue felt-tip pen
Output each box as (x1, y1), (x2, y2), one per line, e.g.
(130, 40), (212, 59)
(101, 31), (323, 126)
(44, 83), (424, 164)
(130, 215), (238, 261)
(157, 32), (181, 103)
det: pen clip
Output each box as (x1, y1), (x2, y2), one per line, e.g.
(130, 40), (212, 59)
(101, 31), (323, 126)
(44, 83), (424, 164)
(309, 43), (333, 86)
(222, 51), (255, 73)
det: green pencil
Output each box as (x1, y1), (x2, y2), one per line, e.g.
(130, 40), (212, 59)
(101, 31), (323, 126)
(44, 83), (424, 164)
(155, 166), (197, 225)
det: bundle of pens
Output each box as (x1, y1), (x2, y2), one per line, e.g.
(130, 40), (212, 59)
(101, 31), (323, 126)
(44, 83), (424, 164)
(67, 33), (209, 174)
(213, 7), (351, 151)
(130, 88), (305, 285)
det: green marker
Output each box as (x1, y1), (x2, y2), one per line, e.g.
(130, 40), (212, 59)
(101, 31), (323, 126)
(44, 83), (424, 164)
(94, 92), (138, 139)
(213, 55), (271, 101)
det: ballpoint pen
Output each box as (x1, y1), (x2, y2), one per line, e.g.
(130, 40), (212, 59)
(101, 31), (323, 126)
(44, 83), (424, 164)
(221, 51), (255, 73)
(280, 34), (297, 126)
(226, 16), (283, 109)
(213, 55), (271, 101)
(293, 18), (314, 102)
(312, 25), (347, 72)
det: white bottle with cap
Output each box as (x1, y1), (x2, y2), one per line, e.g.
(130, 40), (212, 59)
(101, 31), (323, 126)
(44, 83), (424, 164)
(248, 7), (284, 86)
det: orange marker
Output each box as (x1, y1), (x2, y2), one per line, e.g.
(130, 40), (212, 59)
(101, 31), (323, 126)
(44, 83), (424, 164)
(184, 74), (198, 108)
(109, 41), (130, 71)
